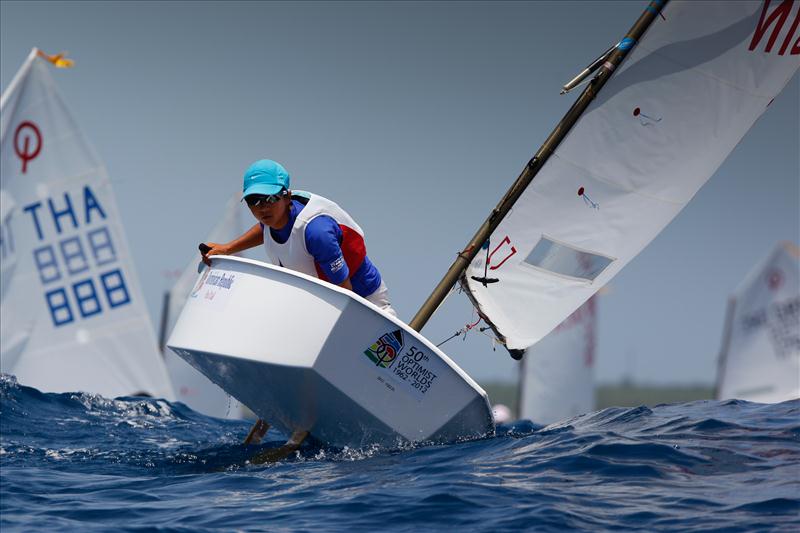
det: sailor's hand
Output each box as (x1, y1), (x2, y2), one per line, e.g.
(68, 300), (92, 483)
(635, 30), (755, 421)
(200, 242), (229, 266)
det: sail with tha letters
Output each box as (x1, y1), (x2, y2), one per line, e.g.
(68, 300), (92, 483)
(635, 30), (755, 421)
(457, 0), (800, 352)
(716, 242), (800, 403)
(0, 49), (174, 399)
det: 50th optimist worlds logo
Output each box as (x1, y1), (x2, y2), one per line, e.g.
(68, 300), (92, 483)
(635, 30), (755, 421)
(364, 330), (404, 368)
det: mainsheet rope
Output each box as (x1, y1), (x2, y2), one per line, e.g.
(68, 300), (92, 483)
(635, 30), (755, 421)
(435, 242), (503, 348)
(436, 313), (483, 347)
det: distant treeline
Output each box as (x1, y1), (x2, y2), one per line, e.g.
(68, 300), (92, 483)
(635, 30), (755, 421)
(483, 382), (714, 419)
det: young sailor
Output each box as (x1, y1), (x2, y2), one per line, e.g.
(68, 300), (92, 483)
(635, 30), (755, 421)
(202, 159), (396, 316)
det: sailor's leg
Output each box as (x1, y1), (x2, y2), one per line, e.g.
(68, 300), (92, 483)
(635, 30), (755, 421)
(364, 280), (397, 317)
(250, 430), (309, 464)
(243, 419), (270, 445)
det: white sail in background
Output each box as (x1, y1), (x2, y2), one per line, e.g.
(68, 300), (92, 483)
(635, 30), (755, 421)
(519, 296), (595, 425)
(162, 194), (253, 417)
(0, 189), (29, 372)
(0, 189), (18, 296)
(716, 242), (800, 403)
(465, 1), (800, 350)
(0, 49), (174, 399)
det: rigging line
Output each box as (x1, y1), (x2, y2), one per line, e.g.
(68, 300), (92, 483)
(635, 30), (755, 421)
(478, 326), (504, 345)
(436, 314), (484, 347)
(435, 278), (485, 347)
(475, 328), (500, 351)
(437, 249), (477, 311)
(436, 331), (462, 347)
(439, 279), (459, 306)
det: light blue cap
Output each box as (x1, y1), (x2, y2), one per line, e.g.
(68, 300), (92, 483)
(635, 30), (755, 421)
(242, 159), (290, 198)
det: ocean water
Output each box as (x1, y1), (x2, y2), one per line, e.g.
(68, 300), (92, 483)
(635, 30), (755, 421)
(1, 374), (798, 532)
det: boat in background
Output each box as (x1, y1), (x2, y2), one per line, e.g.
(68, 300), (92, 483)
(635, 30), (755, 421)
(167, 257), (493, 448)
(716, 242), (800, 403)
(160, 194), (253, 418)
(519, 296), (596, 425)
(0, 49), (174, 399)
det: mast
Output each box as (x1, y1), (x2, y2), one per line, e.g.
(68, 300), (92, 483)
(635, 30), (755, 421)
(713, 297), (737, 400)
(516, 356), (525, 420)
(158, 291), (171, 354)
(409, 0), (668, 333)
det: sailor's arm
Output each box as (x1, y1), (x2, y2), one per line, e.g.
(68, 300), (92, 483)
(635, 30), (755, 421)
(202, 223), (264, 265)
(305, 216), (353, 292)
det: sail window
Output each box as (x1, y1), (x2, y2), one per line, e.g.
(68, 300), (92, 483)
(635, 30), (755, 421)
(524, 237), (613, 281)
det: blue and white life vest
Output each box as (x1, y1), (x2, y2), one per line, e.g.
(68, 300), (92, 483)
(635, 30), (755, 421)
(262, 191), (367, 282)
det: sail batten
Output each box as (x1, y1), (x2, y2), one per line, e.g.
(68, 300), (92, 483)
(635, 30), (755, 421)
(466, 1), (800, 351)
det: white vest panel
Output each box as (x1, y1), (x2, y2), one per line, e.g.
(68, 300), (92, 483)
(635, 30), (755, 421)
(262, 191), (364, 279)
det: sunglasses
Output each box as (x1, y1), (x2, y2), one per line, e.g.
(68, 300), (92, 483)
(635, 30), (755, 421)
(244, 190), (287, 207)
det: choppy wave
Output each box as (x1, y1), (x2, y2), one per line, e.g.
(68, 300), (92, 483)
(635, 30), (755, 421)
(1, 373), (798, 532)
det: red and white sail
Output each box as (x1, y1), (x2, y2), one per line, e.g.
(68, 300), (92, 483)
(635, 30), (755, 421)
(519, 296), (596, 424)
(716, 242), (799, 403)
(0, 49), (174, 399)
(465, 1), (800, 350)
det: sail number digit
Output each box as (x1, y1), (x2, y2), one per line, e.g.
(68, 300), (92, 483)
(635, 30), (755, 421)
(22, 185), (132, 327)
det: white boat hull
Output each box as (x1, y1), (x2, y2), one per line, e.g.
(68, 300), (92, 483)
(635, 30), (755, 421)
(167, 256), (493, 448)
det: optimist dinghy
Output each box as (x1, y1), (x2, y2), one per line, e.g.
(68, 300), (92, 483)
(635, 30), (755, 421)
(167, 256), (493, 449)
(171, 0), (800, 446)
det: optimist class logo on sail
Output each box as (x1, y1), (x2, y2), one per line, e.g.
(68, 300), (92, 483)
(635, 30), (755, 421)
(14, 120), (42, 174)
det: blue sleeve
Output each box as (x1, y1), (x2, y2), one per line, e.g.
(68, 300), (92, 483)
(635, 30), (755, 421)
(305, 215), (349, 284)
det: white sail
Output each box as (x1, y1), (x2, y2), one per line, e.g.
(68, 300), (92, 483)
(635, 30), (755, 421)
(519, 296), (595, 425)
(0, 189), (29, 372)
(0, 49), (174, 399)
(162, 194), (252, 417)
(0, 189), (18, 297)
(716, 242), (799, 403)
(465, 1), (800, 350)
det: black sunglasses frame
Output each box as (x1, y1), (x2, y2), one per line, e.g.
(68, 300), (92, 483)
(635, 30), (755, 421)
(244, 189), (288, 207)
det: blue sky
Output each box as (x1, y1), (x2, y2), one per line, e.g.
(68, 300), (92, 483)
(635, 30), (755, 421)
(2, 1), (798, 384)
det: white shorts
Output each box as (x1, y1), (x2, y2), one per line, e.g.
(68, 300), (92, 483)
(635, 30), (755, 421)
(364, 280), (397, 317)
